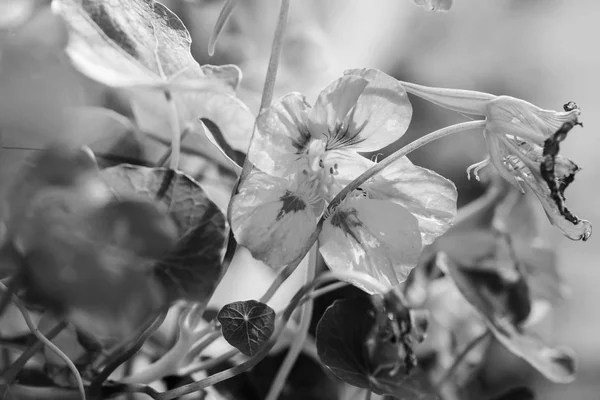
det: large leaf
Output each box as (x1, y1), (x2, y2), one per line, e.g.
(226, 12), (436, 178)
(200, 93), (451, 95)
(490, 387), (535, 400)
(437, 252), (575, 383)
(53, 0), (255, 166)
(316, 296), (437, 399)
(100, 164), (227, 305)
(217, 300), (275, 356)
(209, 352), (339, 400)
(1, 147), (174, 339)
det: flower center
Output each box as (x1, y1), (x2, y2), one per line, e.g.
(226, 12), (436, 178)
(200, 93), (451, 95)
(302, 139), (341, 200)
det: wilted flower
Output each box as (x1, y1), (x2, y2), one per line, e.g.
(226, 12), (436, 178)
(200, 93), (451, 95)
(397, 81), (591, 241)
(230, 69), (457, 292)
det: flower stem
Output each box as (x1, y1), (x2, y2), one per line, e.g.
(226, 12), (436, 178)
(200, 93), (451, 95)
(329, 120), (487, 210)
(265, 244), (318, 400)
(259, 0), (290, 113)
(0, 282), (85, 400)
(239, 0), (290, 180)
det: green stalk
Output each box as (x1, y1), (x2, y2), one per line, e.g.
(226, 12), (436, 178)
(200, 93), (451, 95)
(265, 244), (318, 400)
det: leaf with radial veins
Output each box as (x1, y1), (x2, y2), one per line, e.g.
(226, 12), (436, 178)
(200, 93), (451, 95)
(436, 252), (576, 383)
(52, 0), (255, 167)
(316, 296), (437, 399)
(100, 164), (227, 305)
(217, 300), (276, 356)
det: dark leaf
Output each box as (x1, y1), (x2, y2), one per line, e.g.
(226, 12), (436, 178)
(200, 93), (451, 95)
(201, 118), (245, 168)
(429, 230), (532, 325)
(100, 164), (227, 305)
(22, 198), (174, 339)
(490, 386), (535, 400)
(316, 296), (437, 399)
(208, 352), (339, 400)
(217, 300), (275, 357)
(437, 252), (575, 383)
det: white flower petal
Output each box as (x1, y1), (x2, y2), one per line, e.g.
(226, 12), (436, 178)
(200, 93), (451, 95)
(307, 75), (369, 140)
(230, 170), (317, 269)
(249, 93), (312, 177)
(307, 69), (412, 153)
(365, 157), (458, 245)
(320, 198), (422, 293)
(340, 68), (413, 152)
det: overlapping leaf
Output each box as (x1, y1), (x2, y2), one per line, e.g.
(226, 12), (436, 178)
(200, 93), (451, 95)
(0, 147), (174, 339)
(100, 164), (227, 305)
(436, 252), (575, 383)
(316, 296), (437, 399)
(217, 300), (275, 356)
(414, 277), (489, 392)
(53, 0), (255, 167)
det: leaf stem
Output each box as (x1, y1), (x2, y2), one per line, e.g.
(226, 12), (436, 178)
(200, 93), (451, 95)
(329, 120), (487, 211)
(0, 282), (85, 400)
(156, 128), (190, 168)
(265, 244), (318, 400)
(259, 0), (290, 112)
(0, 322), (66, 383)
(239, 0), (290, 180)
(365, 390), (372, 400)
(178, 348), (239, 376)
(0, 275), (21, 322)
(435, 329), (490, 389)
(208, 0), (240, 56)
(164, 91), (182, 170)
(90, 311), (167, 393)
(307, 281), (348, 301)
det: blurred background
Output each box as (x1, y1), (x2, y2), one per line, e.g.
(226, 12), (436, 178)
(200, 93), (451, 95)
(1, 0), (599, 399)
(164, 0), (600, 398)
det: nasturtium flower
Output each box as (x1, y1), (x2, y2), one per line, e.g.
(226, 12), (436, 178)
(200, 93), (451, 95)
(397, 81), (591, 241)
(230, 69), (458, 292)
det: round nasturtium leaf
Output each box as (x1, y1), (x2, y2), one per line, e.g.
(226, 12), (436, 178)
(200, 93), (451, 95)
(100, 165), (227, 306)
(316, 296), (436, 399)
(217, 300), (275, 357)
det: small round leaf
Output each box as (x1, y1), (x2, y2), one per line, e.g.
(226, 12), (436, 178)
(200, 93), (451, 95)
(217, 300), (275, 357)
